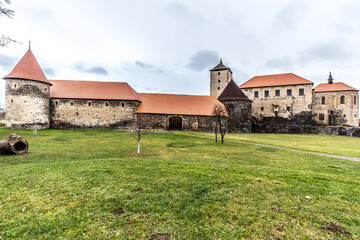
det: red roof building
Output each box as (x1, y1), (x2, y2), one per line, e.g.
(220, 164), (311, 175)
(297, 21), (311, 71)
(239, 73), (313, 89)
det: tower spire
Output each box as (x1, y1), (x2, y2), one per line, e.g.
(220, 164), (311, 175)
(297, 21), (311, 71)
(29, 41), (31, 50)
(328, 72), (333, 84)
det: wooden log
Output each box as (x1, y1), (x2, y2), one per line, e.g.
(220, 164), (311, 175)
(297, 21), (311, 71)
(0, 133), (29, 154)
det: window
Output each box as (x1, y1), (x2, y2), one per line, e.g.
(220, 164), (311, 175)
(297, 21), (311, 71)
(261, 107), (264, 111)
(70, 101), (74, 106)
(354, 96), (357, 105)
(88, 101), (92, 107)
(44, 88), (47, 92)
(299, 88), (304, 96)
(218, 87), (220, 90)
(319, 114), (325, 121)
(287, 89), (292, 96)
(275, 90), (280, 96)
(218, 72), (220, 75)
(264, 90), (269, 97)
(122, 102), (125, 108)
(340, 95), (345, 104)
(343, 114), (346, 117)
(254, 91), (259, 98)
(287, 106), (291, 111)
(12, 83), (18, 89)
(105, 102), (109, 107)
(54, 100), (59, 106)
(218, 80), (220, 83)
(321, 96), (325, 105)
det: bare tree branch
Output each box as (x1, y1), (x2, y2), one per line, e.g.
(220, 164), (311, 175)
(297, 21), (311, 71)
(212, 103), (228, 144)
(0, 0), (14, 18)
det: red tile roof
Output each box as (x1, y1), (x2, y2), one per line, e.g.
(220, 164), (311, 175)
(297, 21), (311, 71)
(49, 80), (141, 101)
(218, 80), (250, 101)
(3, 49), (51, 85)
(239, 73), (313, 88)
(137, 93), (227, 116)
(314, 82), (358, 92)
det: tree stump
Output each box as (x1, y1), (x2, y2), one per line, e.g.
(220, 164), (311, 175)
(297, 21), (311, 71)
(0, 134), (29, 154)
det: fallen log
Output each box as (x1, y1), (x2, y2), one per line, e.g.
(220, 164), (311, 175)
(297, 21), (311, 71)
(0, 134), (29, 154)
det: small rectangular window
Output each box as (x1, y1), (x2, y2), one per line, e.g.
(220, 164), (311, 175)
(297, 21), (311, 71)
(54, 100), (59, 106)
(299, 88), (304, 96)
(122, 102), (125, 108)
(254, 91), (259, 98)
(105, 102), (109, 107)
(218, 79), (220, 83)
(261, 107), (264, 111)
(287, 106), (290, 111)
(218, 72), (220, 75)
(218, 87), (220, 90)
(88, 101), (92, 107)
(275, 90), (280, 96)
(319, 114), (325, 121)
(70, 101), (74, 106)
(354, 96), (357, 105)
(264, 90), (269, 97)
(287, 89), (292, 96)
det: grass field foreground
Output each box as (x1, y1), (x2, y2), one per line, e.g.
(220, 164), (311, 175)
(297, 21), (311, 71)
(0, 128), (359, 239)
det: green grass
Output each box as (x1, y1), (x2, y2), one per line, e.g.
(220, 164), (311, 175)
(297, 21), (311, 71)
(0, 128), (359, 239)
(192, 132), (360, 159)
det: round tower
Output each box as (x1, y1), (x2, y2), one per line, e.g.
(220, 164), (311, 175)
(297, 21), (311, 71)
(209, 58), (233, 99)
(3, 48), (52, 129)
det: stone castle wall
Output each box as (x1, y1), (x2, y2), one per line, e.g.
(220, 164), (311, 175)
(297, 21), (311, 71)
(50, 98), (140, 129)
(5, 79), (51, 129)
(221, 100), (252, 133)
(241, 84), (313, 119)
(313, 90), (359, 127)
(137, 113), (215, 131)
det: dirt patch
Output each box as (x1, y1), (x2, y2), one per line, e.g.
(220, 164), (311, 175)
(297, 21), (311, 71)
(271, 207), (282, 213)
(111, 208), (125, 215)
(326, 222), (351, 236)
(134, 188), (143, 192)
(149, 233), (170, 240)
(131, 152), (148, 156)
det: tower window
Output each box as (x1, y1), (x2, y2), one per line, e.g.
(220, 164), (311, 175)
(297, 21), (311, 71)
(264, 90), (269, 97)
(261, 107), (264, 111)
(287, 89), (292, 96)
(70, 101), (74, 106)
(12, 83), (18, 89)
(319, 114), (325, 121)
(54, 100), (59, 106)
(218, 87), (220, 90)
(254, 91), (259, 98)
(354, 96), (357, 105)
(275, 90), (280, 96)
(44, 88), (48, 92)
(88, 101), (92, 107)
(321, 96), (325, 105)
(218, 72), (220, 75)
(299, 88), (304, 96)
(218, 80), (220, 83)
(122, 102), (126, 108)
(287, 106), (291, 111)
(105, 101), (109, 107)
(340, 95), (345, 104)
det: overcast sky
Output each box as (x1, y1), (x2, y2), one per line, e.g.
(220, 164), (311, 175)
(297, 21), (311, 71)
(1, 0), (360, 108)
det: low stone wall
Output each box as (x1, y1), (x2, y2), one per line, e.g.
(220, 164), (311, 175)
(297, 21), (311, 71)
(253, 122), (360, 137)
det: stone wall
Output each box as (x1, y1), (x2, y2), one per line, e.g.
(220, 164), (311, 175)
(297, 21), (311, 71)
(137, 113), (215, 131)
(210, 69), (232, 99)
(5, 79), (51, 129)
(0, 110), (4, 120)
(50, 98), (140, 129)
(220, 99), (252, 133)
(241, 84), (313, 119)
(313, 90), (359, 127)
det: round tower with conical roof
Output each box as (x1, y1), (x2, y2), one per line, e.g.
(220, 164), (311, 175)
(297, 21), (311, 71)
(3, 49), (52, 129)
(209, 58), (233, 99)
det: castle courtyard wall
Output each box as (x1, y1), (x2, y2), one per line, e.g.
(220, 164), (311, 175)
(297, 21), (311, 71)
(50, 98), (139, 129)
(241, 84), (313, 119)
(5, 79), (50, 129)
(220, 100), (252, 133)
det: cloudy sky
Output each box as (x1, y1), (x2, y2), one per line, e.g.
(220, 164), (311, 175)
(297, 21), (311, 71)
(1, 0), (360, 109)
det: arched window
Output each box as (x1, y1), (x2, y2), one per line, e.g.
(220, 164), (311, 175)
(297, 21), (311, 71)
(340, 95), (345, 104)
(321, 96), (325, 105)
(354, 96), (357, 105)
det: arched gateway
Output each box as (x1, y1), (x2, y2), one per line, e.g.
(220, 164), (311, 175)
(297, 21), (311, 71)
(169, 116), (182, 130)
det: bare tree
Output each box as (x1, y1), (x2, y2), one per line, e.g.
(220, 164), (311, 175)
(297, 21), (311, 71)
(131, 115), (148, 154)
(0, 0), (18, 47)
(212, 103), (228, 144)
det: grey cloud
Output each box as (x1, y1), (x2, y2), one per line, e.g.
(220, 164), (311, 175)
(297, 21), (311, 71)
(43, 68), (55, 77)
(299, 42), (354, 62)
(187, 50), (219, 71)
(74, 62), (108, 76)
(134, 61), (164, 74)
(0, 53), (16, 69)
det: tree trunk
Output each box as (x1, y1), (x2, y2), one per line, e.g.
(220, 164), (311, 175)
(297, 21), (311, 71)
(221, 134), (224, 144)
(0, 134), (29, 154)
(137, 140), (140, 154)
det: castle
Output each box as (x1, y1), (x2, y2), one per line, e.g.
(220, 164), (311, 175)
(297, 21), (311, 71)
(2, 49), (359, 133)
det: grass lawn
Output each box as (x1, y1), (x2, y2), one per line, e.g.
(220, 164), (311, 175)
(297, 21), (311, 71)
(0, 128), (359, 239)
